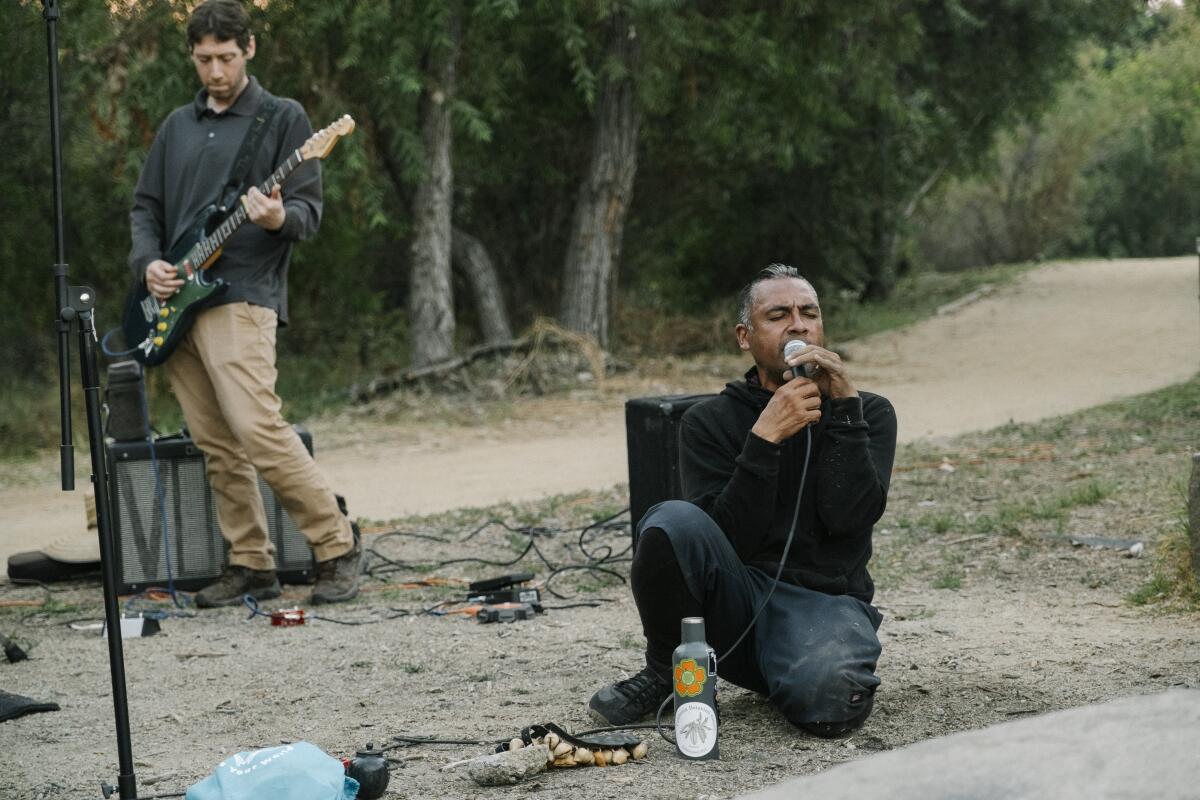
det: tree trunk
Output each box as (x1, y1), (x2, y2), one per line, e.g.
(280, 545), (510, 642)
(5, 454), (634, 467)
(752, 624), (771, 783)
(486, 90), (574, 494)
(859, 203), (896, 302)
(452, 227), (513, 345)
(859, 112), (896, 303)
(558, 11), (641, 349)
(408, 6), (461, 367)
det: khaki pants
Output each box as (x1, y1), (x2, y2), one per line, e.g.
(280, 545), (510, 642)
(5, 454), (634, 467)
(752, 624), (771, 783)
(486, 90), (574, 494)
(165, 302), (353, 570)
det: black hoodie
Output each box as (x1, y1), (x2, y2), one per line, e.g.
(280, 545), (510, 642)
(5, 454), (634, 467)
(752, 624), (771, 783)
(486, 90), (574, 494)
(678, 367), (897, 603)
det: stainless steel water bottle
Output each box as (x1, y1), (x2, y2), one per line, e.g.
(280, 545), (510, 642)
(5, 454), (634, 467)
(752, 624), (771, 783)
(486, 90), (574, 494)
(672, 616), (719, 760)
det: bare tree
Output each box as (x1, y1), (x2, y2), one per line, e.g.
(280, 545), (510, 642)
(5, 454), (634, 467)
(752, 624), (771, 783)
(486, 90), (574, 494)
(452, 227), (513, 345)
(558, 10), (641, 349)
(408, 4), (462, 367)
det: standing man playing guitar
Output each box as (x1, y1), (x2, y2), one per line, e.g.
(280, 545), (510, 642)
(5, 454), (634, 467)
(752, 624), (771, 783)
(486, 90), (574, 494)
(128, 0), (360, 608)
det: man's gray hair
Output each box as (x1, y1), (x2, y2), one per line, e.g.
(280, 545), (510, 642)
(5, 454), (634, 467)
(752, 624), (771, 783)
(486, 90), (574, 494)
(737, 264), (813, 327)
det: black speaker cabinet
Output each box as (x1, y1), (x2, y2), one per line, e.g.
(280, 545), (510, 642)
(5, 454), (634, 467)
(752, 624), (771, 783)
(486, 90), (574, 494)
(625, 394), (715, 549)
(106, 426), (316, 594)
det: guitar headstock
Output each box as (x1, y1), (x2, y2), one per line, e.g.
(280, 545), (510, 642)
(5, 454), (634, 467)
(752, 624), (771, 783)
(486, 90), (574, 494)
(300, 115), (356, 161)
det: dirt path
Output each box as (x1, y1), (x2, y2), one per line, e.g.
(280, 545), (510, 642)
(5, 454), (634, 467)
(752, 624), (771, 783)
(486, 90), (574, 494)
(0, 257), (1196, 565)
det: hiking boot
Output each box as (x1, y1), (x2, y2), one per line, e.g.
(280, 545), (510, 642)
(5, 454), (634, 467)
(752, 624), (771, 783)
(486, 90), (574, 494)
(588, 665), (672, 726)
(310, 525), (362, 606)
(195, 565), (281, 609)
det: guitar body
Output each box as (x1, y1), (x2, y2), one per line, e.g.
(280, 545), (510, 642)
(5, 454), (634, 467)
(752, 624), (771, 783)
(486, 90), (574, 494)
(121, 205), (229, 367)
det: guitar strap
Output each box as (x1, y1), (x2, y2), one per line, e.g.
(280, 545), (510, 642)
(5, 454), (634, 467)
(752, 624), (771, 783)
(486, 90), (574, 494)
(218, 93), (282, 213)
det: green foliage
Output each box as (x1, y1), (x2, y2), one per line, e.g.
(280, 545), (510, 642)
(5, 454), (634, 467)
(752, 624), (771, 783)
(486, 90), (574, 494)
(971, 508), (1024, 537)
(1132, 506), (1200, 609)
(920, 512), (956, 535)
(1061, 480), (1117, 508)
(1121, 378), (1200, 430)
(1082, 11), (1200, 257)
(626, 0), (1142, 302)
(0, 0), (1150, 425)
(917, 5), (1200, 269)
(968, 479), (1118, 537)
(1128, 573), (1175, 606)
(932, 568), (964, 590)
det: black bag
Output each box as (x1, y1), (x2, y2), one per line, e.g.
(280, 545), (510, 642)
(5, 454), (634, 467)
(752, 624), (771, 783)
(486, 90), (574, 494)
(105, 360), (150, 441)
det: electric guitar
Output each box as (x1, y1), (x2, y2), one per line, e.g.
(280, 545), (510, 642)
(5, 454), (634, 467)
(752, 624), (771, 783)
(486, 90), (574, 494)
(122, 114), (356, 366)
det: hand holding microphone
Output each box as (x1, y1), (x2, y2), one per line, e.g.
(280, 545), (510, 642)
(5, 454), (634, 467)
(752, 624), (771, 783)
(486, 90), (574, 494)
(753, 356), (821, 442)
(784, 339), (815, 380)
(783, 338), (857, 400)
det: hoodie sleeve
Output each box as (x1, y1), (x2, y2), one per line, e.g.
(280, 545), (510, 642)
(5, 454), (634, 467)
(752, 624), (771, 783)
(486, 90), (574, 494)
(679, 405), (780, 560)
(813, 394), (897, 537)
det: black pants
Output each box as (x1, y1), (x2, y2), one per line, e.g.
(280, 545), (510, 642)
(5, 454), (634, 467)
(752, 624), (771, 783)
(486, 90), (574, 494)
(633, 500), (882, 731)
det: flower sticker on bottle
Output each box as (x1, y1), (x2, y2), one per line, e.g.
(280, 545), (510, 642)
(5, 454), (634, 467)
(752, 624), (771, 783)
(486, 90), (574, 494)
(674, 657), (707, 697)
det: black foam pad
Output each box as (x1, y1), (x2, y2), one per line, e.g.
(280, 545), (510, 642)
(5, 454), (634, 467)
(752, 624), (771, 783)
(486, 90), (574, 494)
(0, 690), (60, 723)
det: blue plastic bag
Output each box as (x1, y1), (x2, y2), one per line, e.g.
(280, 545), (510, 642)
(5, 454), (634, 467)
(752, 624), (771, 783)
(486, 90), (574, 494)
(186, 741), (359, 800)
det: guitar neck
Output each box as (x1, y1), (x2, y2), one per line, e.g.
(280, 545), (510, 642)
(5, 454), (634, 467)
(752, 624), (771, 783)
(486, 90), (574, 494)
(196, 149), (305, 262)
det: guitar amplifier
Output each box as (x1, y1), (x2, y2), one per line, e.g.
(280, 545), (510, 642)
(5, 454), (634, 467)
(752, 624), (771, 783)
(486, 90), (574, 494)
(625, 394), (715, 550)
(106, 426), (316, 594)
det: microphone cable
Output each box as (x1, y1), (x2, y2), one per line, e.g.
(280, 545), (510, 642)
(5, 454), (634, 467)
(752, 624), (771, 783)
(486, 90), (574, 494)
(653, 424), (814, 744)
(719, 424), (813, 661)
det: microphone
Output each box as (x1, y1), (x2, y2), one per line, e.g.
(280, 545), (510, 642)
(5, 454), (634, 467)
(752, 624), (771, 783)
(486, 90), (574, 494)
(784, 339), (814, 379)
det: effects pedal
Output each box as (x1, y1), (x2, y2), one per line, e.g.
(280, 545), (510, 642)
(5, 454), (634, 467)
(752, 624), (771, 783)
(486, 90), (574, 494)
(466, 572), (540, 606)
(270, 608), (307, 626)
(476, 602), (539, 624)
(467, 586), (541, 606)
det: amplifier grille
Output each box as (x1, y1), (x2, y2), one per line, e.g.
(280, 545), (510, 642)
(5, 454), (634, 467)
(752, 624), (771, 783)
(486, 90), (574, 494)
(625, 394), (715, 550)
(108, 432), (315, 593)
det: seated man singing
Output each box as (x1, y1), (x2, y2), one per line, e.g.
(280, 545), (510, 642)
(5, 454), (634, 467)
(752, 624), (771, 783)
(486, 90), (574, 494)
(589, 263), (897, 737)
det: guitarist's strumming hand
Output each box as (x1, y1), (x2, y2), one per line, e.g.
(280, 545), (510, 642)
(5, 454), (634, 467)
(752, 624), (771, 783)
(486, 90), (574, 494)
(243, 185), (285, 232)
(145, 259), (184, 301)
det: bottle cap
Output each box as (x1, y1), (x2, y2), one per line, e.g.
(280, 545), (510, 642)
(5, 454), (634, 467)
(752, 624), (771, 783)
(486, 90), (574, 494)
(680, 616), (706, 643)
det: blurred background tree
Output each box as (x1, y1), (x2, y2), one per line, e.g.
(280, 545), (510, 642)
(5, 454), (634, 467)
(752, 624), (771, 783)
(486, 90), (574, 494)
(915, 3), (1200, 270)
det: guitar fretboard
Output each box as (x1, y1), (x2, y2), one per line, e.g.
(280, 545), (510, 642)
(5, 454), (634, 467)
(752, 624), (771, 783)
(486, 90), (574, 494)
(193, 149), (303, 265)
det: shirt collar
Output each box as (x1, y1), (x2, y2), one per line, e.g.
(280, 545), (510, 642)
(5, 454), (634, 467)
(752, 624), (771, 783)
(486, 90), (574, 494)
(192, 75), (263, 119)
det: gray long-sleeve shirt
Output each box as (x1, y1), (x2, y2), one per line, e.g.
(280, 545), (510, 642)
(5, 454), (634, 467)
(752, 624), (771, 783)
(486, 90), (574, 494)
(128, 76), (322, 325)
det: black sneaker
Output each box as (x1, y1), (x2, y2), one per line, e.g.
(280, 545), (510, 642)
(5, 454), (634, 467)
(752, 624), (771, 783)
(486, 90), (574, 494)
(588, 665), (672, 726)
(195, 565), (281, 609)
(310, 526), (362, 606)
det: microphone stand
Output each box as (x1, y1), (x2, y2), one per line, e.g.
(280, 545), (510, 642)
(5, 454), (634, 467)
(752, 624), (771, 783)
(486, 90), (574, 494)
(42, 1), (139, 797)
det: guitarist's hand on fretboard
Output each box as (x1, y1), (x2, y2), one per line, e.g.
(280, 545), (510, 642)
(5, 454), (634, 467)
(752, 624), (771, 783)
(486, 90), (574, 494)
(243, 184), (286, 232)
(146, 259), (184, 301)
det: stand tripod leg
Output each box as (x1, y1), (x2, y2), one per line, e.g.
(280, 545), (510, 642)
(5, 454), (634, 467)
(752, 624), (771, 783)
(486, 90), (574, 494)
(43, 1), (138, 794)
(71, 290), (138, 800)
